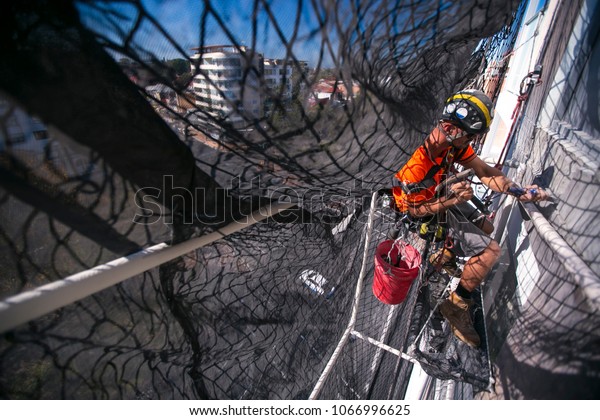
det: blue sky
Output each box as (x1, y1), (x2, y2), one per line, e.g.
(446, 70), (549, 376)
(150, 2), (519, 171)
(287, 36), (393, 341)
(77, 0), (338, 68)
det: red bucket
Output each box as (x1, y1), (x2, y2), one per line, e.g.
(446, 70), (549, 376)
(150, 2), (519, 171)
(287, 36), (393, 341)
(373, 240), (421, 305)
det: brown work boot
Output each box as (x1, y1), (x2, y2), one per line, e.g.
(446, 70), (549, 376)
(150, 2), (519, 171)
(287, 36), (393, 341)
(439, 291), (481, 348)
(429, 248), (461, 277)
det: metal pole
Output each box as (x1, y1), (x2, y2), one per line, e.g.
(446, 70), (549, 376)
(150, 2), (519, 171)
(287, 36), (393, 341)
(309, 191), (379, 400)
(521, 202), (600, 308)
(0, 202), (295, 334)
(350, 330), (418, 363)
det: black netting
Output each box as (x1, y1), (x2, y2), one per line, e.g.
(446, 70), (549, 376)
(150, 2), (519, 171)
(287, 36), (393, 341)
(2, 0), (597, 401)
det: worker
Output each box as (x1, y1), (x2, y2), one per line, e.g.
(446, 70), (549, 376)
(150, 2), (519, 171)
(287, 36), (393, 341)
(391, 89), (549, 347)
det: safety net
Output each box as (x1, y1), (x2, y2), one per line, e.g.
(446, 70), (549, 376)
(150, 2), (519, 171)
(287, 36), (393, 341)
(2, 0), (582, 400)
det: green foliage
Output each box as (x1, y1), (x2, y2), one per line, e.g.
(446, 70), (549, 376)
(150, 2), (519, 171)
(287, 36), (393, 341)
(164, 58), (190, 76)
(315, 68), (338, 80)
(270, 98), (305, 132)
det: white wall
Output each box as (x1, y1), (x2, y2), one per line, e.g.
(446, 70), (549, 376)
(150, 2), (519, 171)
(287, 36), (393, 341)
(480, 0), (559, 163)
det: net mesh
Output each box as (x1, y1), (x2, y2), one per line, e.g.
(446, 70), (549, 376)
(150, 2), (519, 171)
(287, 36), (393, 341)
(2, 0), (597, 400)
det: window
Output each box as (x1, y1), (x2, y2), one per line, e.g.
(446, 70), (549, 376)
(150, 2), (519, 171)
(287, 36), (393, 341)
(226, 58), (241, 67)
(224, 69), (241, 78)
(33, 130), (49, 141)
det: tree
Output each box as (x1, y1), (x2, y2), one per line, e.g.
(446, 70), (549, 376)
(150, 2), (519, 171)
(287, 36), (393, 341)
(166, 58), (191, 76)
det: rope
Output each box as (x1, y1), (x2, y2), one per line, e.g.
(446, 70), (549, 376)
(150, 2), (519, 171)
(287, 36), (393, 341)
(496, 69), (542, 168)
(309, 191), (379, 400)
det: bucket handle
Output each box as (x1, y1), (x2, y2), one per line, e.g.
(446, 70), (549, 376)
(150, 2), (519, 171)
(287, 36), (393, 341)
(385, 238), (408, 268)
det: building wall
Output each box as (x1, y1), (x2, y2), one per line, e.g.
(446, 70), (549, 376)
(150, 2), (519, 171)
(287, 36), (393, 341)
(481, 0), (600, 399)
(191, 46), (262, 125)
(504, 0), (599, 271)
(0, 96), (50, 155)
(0, 94), (104, 178)
(480, 0), (560, 163)
(191, 46), (309, 123)
(264, 59), (293, 101)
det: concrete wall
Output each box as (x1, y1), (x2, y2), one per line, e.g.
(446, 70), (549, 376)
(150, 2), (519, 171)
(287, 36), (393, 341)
(482, 0), (600, 399)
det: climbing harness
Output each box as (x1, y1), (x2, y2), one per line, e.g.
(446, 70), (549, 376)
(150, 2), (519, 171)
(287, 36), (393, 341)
(398, 145), (470, 196)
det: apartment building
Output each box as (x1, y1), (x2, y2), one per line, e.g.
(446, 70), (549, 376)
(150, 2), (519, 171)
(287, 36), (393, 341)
(0, 96), (50, 155)
(190, 45), (262, 126)
(262, 58), (309, 115)
(263, 59), (293, 99)
(0, 95), (100, 177)
(191, 45), (310, 123)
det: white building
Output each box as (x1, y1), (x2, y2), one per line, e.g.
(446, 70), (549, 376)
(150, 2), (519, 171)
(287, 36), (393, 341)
(0, 95), (50, 155)
(0, 95), (100, 177)
(190, 45), (262, 126)
(263, 58), (293, 101)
